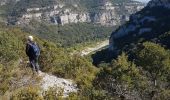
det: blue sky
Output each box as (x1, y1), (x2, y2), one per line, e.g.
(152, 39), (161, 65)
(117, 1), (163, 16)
(135, 0), (151, 3)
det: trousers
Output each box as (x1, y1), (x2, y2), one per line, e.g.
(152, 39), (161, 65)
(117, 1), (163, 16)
(29, 57), (39, 72)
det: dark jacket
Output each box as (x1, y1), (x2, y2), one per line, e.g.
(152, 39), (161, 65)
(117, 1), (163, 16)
(26, 41), (40, 59)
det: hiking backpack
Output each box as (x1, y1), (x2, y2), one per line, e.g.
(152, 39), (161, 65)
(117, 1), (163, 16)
(29, 42), (40, 57)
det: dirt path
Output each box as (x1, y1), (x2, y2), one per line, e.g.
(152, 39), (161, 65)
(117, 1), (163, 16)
(80, 40), (109, 56)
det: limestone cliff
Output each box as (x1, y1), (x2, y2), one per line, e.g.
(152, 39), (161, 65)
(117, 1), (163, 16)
(0, 0), (19, 6)
(7, 0), (145, 26)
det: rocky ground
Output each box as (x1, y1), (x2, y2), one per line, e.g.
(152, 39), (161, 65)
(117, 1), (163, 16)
(39, 71), (78, 97)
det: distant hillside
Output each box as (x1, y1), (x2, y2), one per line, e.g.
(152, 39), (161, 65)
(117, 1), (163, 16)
(4, 0), (144, 26)
(0, 0), (145, 47)
(0, 0), (146, 49)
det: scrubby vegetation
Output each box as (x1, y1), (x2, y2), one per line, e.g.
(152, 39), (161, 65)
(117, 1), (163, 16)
(0, 23), (99, 99)
(93, 41), (170, 99)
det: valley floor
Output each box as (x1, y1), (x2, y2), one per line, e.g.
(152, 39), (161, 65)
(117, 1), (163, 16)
(79, 40), (109, 56)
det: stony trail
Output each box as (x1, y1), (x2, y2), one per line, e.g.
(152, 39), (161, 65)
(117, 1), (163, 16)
(38, 71), (78, 97)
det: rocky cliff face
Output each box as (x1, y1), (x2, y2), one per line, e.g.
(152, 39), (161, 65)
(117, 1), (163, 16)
(0, 0), (19, 5)
(148, 0), (170, 8)
(90, 2), (144, 26)
(109, 0), (170, 50)
(0, 0), (7, 5)
(7, 0), (145, 26)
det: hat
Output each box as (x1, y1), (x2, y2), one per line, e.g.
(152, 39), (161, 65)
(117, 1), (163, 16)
(28, 35), (34, 41)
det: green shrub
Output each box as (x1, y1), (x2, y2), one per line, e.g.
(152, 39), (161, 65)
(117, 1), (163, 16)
(11, 86), (42, 100)
(42, 87), (63, 100)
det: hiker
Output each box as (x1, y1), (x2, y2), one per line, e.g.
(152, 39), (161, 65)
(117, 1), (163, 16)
(26, 36), (40, 74)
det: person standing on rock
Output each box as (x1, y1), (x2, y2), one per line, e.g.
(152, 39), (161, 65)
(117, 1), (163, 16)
(26, 36), (40, 74)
